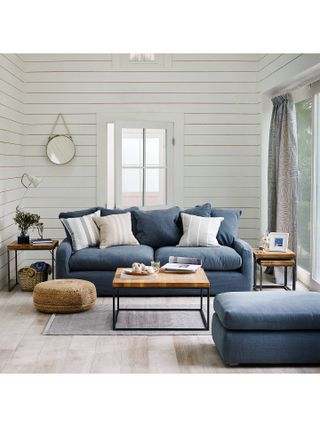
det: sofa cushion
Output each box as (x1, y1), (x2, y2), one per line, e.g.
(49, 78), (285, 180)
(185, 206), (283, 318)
(93, 213), (139, 248)
(214, 292), (320, 331)
(155, 246), (242, 271)
(177, 203), (212, 231)
(59, 207), (102, 219)
(211, 208), (241, 246)
(60, 210), (101, 251)
(100, 207), (139, 216)
(69, 245), (154, 271)
(178, 213), (224, 247)
(100, 206), (139, 234)
(59, 207), (102, 242)
(132, 207), (181, 249)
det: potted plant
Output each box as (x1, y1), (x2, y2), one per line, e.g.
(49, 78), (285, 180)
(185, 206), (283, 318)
(14, 208), (41, 244)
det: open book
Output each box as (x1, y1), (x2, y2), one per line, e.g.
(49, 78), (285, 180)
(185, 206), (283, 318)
(162, 256), (202, 273)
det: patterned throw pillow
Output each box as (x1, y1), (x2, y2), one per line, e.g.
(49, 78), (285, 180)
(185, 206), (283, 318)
(93, 212), (139, 249)
(60, 210), (101, 251)
(177, 213), (224, 247)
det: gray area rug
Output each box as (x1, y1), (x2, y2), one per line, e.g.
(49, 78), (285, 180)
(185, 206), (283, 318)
(43, 304), (212, 336)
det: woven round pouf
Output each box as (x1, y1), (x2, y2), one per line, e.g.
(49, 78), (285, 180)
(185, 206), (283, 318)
(33, 279), (97, 314)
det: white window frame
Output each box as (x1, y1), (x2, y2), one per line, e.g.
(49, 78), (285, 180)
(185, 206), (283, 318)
(114, 120), (173, 208)
(293, 84), (320, 290)
(97, 112), (184, 209)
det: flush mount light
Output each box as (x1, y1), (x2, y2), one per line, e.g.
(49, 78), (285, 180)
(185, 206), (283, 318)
(129, 53), (155, 62)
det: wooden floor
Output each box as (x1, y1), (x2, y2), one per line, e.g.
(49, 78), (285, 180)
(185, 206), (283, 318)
(0, 283), (319, 373)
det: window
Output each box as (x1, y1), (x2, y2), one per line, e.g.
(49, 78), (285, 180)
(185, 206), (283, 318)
(296, 98), (312, 272)
(294, 87), (320, 288)
(313, 94), (320, 284)
(108, 120), (173, 209)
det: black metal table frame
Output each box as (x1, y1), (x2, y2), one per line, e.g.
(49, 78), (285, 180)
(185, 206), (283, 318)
(253, 258), (296, 291)
(7, 247), (57, 292)
(112, 287), (210, 331)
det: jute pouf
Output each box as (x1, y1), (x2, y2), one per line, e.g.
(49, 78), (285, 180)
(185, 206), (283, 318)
(33, 279), (97, 314)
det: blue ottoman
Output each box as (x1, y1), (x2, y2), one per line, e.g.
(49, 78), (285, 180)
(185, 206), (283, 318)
(212, 291), (320, 365)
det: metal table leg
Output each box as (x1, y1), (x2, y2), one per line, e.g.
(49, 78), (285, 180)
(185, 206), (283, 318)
(292, 263), (296, 291)
(7, 250), (11, 291)
(7, 250), (18, 292)
(206, 287), (210, 330)
(284, 266), (287, 287)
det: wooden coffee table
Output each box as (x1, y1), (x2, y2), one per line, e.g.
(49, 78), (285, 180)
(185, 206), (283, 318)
(112, 267), (210, 331)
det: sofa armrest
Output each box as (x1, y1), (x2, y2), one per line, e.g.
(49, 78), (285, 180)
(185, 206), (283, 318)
(56, 238), (72, 278)
(232, 238), (253, 286)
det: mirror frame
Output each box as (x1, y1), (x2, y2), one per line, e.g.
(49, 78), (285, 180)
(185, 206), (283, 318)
(46, 134), (76, 165)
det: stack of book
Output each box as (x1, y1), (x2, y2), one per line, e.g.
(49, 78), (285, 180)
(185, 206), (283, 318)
(162, 256), (202, 273)
(31, 239), (53, 245)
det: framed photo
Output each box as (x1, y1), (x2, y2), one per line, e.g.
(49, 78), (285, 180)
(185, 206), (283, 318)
(268, 232), (289, 252)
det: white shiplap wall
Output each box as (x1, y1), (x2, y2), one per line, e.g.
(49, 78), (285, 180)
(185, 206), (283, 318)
(18, 53), (261, 264)
(0, 54), (25, 288)
(3, 53), (320, 281)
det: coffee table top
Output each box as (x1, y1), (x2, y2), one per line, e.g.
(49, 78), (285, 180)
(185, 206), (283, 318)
(112, 267), (210, 288)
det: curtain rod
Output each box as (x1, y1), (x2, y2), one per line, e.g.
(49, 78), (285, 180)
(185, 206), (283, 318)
(268, 69), (320, 98)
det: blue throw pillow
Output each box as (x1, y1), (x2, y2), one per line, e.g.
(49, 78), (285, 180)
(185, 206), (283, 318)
(100, 207), (139, 216)
(211, 208), (242, 246)
(177, 203), (212, 231)
(101, 206), (139, 234)
(59, 207), (101, 219)
(132, 207), (181, 249)
(59, 207), (102, 242)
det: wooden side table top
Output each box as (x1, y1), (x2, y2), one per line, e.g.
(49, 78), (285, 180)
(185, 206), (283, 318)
(113, 267), (210, 288)
(252, 248), (295, 260)
(7, 240), (59, 251)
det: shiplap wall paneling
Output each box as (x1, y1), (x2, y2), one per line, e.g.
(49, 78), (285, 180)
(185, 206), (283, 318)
(19, 53), (262, 262)
(0, 54), (25, 289)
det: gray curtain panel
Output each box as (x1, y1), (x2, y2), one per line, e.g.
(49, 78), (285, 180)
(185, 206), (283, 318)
(268, 94), (298, 251)
(268, 94), (298, 283)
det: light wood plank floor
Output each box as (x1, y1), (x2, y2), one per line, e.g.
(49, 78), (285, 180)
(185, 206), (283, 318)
(0, 284), (319, 373)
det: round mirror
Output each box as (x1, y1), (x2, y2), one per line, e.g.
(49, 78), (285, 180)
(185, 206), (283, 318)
(47, 135), (76, 165)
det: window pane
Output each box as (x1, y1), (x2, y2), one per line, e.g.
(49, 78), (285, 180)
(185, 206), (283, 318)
(313, 94), (320, 283)
(107, 123), (115, 208)
(122, 128), (143, 167)
(122, 168), (142, 207)
(145, 168), (166, 206)
(145, 129), (166, 166)
(296, 98), (313, 272)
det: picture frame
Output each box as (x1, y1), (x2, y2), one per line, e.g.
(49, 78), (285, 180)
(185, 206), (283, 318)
(268, 232), (289, 252)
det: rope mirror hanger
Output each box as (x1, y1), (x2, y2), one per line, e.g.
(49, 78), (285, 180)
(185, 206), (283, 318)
(46, 113), (76, 165)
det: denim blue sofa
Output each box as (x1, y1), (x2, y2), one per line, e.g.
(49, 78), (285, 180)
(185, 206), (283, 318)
(212, 292), (320, 365)
(56, 204), (253, 297)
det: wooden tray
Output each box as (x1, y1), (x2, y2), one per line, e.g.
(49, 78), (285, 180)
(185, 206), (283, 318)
(123, 269), (153, 276)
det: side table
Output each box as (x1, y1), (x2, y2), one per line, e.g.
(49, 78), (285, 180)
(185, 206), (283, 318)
(252, 248), (296, 291)
(7, 240), (59, 292)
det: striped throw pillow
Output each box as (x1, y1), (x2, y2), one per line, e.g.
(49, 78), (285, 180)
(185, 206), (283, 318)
(177, 213), (224, 247)
(93, 212), (139, 249)
(60, 210), (101, 251)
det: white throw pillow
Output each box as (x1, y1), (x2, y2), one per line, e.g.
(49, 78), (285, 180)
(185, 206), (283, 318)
(93, 212), (139, 249)
(60, 210), (101, 251)
(177, 213), (224, 247)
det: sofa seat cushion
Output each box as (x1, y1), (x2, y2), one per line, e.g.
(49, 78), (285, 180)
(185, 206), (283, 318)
(69, 245), (154, 271)
(155, 246), (242, 271)
(214, 291), (320, 331)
